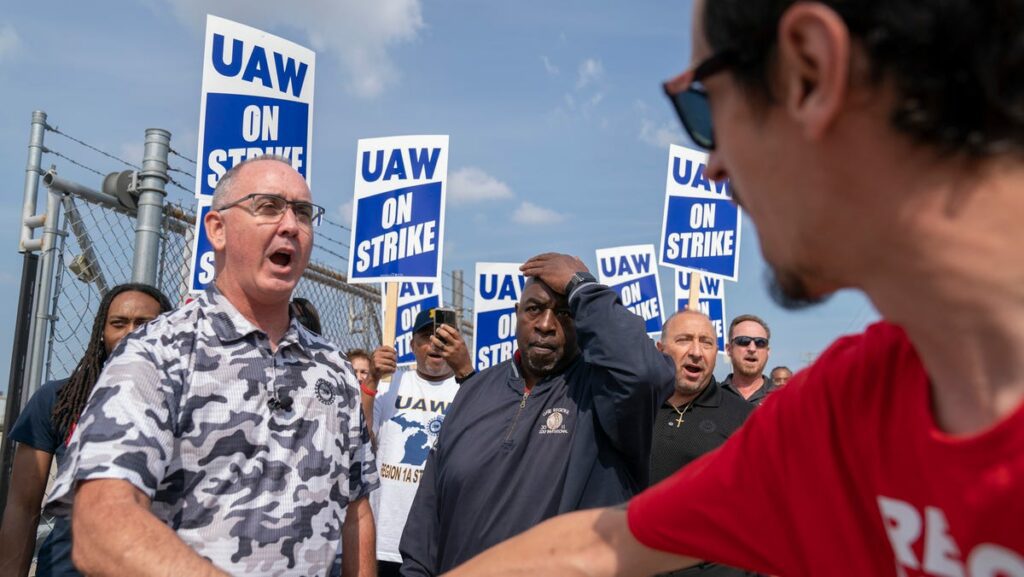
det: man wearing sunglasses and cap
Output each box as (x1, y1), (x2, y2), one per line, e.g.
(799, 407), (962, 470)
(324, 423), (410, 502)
(443, 0), (1024, 575)
(721, 315), (776, 406)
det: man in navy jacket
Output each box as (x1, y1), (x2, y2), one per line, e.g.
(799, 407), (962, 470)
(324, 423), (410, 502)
(399, 253), (675, 576)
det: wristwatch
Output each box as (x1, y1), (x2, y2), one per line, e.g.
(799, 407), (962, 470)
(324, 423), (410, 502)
(564, 271), (597, 296)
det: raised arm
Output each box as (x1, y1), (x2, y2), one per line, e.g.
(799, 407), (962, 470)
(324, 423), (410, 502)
(520, 253), (674, 453)
(72, 479), (228, 577)
(442, 506), (697, 577)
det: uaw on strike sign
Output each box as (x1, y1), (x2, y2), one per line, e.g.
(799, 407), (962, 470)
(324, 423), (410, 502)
(348, 135), (449, 284)
(381, 280), (442, 366)
(659, 144), (741, 281)
(473, 263), (525, 372)
(189, 15), (315, 291)
(595, 244), (664, 336)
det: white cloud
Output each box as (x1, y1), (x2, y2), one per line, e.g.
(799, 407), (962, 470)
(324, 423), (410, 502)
(337, 200), (354, 224)
(512, 201), (565, 225)
(576, 58), (604, 89)
(448, 167), (514, 205)
(639, 118), (684, 149)
(541, 55), (559, 76)
(0, 24), (21, 61)
(162, 0), (424, 98)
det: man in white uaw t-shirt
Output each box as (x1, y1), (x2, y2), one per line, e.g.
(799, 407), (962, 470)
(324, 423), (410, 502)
(364, 308), (475, 577)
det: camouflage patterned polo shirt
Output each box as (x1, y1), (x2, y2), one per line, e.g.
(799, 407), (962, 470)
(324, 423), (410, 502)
(47, 287), (379, 576)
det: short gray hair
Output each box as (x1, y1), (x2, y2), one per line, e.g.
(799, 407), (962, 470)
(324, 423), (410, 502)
(211, 154), (296, 208)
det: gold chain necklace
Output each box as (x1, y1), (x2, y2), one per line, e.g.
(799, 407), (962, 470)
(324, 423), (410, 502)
(670, 400), (694, 427)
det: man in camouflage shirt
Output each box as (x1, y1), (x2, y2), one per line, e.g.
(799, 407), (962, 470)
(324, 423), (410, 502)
(46, 157), (379, 577)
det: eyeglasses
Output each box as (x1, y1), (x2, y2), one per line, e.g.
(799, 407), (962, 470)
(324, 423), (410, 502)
(663, 49), (737, 150)
(214, 193), (325, 228)
(731, 336), (769, 349)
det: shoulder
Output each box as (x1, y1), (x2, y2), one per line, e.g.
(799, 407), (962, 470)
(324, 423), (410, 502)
(10, 378), (68, 448)
(717, 383), (754, 414)
(446, 361), (513, 411)
(116, 299), (203, 359)
(803, 321), (914, 383)
(769, 321), (917, 414)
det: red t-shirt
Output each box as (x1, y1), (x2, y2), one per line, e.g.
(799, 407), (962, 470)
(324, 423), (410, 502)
(628, 321), (1024, 577)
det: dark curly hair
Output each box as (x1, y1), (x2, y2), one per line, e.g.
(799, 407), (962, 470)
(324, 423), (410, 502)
(51, 283), (172, 438)
(704, 0), (1024, 156)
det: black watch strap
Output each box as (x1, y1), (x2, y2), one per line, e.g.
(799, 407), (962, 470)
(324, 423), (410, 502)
(564, 271), (597, 297)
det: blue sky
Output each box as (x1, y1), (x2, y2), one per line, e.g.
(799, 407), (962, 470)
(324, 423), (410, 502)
(0, 0), (878, 391)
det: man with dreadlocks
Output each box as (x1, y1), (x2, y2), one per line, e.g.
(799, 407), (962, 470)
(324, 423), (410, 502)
(45, 156), (379, 577)
(0, 283), (170, 577)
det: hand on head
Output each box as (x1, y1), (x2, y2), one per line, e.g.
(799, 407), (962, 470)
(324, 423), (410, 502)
(520, 253), (589, 294)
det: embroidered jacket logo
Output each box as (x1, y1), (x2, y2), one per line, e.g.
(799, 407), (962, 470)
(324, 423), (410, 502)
(539, 408), (569, 435)
(315, 379), (336, 405)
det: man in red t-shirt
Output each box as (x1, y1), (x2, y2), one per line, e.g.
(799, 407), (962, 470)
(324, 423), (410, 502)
(443, 0), (1024, 575)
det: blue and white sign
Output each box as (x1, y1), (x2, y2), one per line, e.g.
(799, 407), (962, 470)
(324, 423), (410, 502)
(381, 280), (442, 367)
(675, 272), (728, 353)
(189, 199), (215, 291)
(595, 244), (664, 336)
(188, 15), (315, 292)
(348, 135), (449, 284)
(473, 262), (524, 371)
(659, 144), (742, 281)
(194, 15), (315, 197)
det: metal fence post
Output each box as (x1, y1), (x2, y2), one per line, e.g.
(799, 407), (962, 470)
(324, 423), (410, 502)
(132, 128), (170, 285)
(25, 183), (64, 400)
(20, 111), (47, 253)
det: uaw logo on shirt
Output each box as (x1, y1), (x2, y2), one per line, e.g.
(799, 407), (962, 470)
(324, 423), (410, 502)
(538, 407), (570, 435)
(315, 378), (337, 406)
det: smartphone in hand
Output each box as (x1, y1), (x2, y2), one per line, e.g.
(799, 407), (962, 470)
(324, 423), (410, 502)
(433, 308), (457, 339)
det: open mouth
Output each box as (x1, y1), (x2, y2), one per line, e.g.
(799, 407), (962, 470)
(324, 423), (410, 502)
(681, 363), (703, 377)
(269, 250), (293, 268)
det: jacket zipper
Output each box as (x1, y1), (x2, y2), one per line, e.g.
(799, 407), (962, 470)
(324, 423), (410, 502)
(502, 389), (531, 447)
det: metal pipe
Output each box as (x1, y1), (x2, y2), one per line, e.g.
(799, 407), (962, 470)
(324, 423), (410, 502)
(132, 129), (170, 285)
(43, 170), (125, 213)
(0, 253), (39, 522)
(25, 187), (63, 399)
(62, 195), (109, 295)
(20, 111), (47, 252)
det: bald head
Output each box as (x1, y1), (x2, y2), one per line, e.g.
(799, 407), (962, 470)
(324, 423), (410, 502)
(661, 310), (714, 342)
(658, 310), (718, 400)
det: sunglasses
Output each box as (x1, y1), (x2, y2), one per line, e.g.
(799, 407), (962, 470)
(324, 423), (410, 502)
(731, 336), (769, 349)
(662, 49), (737, 150)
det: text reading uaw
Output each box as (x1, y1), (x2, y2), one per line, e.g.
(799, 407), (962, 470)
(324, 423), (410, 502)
(354, 147), (442, 273)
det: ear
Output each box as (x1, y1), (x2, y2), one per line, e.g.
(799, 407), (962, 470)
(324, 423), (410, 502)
(656, 340), (665, 353)
(205, 209), (227, 252)
(776, 2), (850, 140)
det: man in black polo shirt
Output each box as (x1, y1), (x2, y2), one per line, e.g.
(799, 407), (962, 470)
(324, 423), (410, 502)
(651, 310), (757, 577)
(721, 314), (777, 406)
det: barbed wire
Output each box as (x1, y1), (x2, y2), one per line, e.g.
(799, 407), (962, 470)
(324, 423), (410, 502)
(43, 147), (106, 178)
(166, 175), (196, 198)
(168, 147), (196, 165)
(168, 166), (196, 180)
(312, 243), (348, 262)
(45, 124), (142, 170)
(322, 216), (351, 233)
